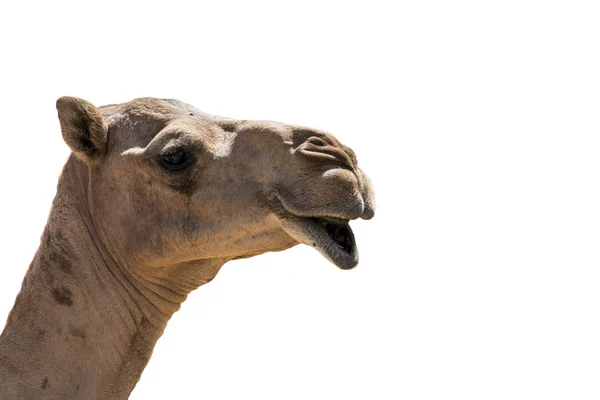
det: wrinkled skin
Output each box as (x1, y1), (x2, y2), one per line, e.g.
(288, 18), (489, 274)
(0, 97), (375, 399)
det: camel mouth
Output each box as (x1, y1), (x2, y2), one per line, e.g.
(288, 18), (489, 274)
(280, 214), (359, 270)
(311, 217), (354, 252)
(305, 216), (358, 269)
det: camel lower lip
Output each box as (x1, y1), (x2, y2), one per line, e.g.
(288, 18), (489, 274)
(280, 215), (359, 270)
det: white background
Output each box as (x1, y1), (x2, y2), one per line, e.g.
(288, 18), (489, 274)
(1, 1), (599, 399)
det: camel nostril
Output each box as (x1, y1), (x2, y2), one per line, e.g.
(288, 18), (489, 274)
(308, 137), (328, 147)
(299, 141), (355, 171)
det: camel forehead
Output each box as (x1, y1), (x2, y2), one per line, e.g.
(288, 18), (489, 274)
(161, 99), (216, 119)
(99, 98), (226, 151)
(100, 97), (216, 120)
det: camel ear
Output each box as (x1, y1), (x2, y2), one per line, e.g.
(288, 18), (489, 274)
(56, 96), (107, 160)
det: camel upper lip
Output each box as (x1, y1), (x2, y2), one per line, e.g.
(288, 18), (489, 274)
(280, 214), (359, 270)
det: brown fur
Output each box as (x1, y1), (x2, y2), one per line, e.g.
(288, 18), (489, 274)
(0, 97), (375, 399)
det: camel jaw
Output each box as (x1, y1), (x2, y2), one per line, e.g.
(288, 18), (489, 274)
(279, 215), (359, 270)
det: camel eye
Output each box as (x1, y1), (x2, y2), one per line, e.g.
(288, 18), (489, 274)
(160, 149), (190, 171)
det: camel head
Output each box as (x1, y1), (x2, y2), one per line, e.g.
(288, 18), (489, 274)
(56, 97), (375, 272)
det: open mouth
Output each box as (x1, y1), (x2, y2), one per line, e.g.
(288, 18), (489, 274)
(280, 214), (359, 270)
(311, 217), (354, 253)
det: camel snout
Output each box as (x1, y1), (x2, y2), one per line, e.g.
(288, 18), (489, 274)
(358, 169), (375, 220)
(361, 202), (375, 220)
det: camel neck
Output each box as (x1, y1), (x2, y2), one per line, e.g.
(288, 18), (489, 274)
(0, 157), (221, 399)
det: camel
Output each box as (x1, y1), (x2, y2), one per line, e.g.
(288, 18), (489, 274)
(0, 97), (375, 399)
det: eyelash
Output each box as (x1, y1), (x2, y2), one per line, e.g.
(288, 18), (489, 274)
(159, 149), (191, 171)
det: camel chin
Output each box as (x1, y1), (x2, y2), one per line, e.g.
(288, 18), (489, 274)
(279, 215), (359, 270)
